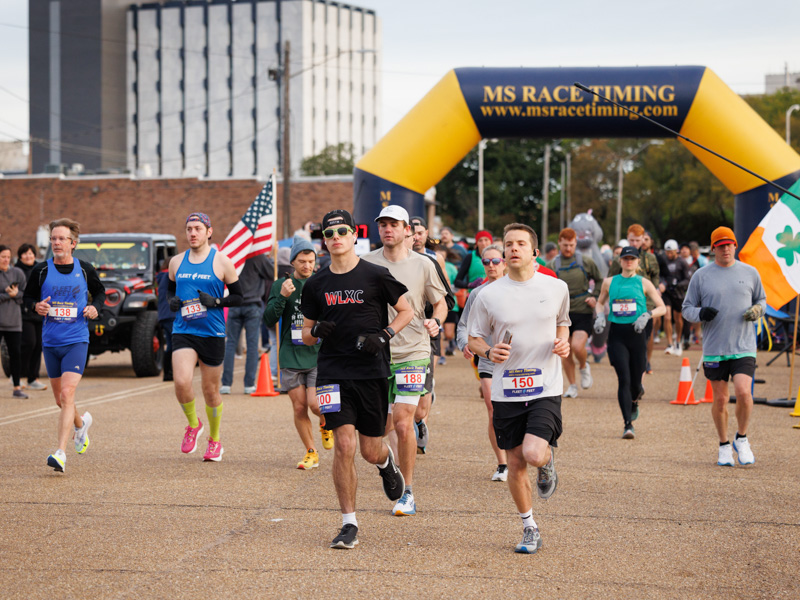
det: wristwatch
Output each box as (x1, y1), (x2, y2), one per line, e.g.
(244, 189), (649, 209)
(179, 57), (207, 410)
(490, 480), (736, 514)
(384, 326), (396, 339)
(214, 297), (221, 306)
(485, 348), (491, 359)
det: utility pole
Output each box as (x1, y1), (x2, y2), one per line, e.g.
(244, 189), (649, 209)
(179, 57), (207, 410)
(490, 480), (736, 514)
(541, 144), (551, 243)
(282, 41), (291, 239)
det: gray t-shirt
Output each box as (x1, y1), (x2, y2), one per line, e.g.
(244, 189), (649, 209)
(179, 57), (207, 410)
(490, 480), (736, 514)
(468, 273), (570, 402)
(682, 261), (766, 359)
(456, 281), (494, 374)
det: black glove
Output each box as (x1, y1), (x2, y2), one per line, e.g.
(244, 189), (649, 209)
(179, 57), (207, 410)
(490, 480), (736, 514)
(169, 296), (183, 312)
(699, 307), (719, 321)
(358, 331), (390, 355)
(198, 291), (218, 307)
(311, 320), (336, 338)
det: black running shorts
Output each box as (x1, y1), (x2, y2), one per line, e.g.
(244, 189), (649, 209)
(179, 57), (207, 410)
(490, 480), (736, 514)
(703, 356), (756, 382)
(568, 312), (593, 336)
(317, 377), (389, 438)
(172, 333), (225, 367)
(492, 396), (563, 450)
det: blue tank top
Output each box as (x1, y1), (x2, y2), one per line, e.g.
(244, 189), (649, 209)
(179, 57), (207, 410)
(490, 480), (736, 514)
(173, 248), (226, 337)
(41, 259), (89, 347)
(608, 274), (646, 324)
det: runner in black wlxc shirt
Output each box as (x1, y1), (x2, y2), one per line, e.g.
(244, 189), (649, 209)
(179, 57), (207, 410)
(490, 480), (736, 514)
(299, 209), (413, 550)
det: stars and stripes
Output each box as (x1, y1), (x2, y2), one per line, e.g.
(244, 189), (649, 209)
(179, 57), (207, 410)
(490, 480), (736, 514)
(219, 174), (276, 273)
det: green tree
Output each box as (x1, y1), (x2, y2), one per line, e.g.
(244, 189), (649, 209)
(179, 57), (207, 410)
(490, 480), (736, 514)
(300, 143), (355, 176)
(744, 88), (800, 153)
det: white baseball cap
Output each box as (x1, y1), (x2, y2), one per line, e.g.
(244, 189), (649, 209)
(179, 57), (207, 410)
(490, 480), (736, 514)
(374, 205), (410, 223)
(664, 239), (679, 251)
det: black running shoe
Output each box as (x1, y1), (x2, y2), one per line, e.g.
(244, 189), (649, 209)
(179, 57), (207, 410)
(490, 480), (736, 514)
(377, 446), (405, 501)
(330, 524), (359, 549)
(536, 447), (558, 500)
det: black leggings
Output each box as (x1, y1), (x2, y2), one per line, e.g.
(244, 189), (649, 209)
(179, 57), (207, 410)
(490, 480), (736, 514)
(20, 319), (43, 383)
(607, 322), (646, 426)
(0, 330), (22, 387)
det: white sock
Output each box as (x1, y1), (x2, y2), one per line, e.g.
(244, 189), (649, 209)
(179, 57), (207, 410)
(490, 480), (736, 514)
(519, 511), (536, 529)
(377, 447), (390, 469)
(342, 512), (357, 527)
(55, 449), (66, 458)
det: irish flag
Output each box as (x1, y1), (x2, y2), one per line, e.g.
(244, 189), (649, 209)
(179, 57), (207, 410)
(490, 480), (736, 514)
(740, 179), (800, 309)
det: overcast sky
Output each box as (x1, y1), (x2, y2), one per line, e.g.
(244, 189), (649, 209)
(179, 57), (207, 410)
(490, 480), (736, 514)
(1, 0), (798, 145)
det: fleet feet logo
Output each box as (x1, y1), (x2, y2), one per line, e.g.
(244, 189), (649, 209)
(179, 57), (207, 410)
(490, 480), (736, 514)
(776, 226), (800, 267)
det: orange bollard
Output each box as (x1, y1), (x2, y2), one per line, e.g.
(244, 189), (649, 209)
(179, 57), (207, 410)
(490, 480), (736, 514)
(671, 357), (699, 405)
(251, 353), (280, 397)
(699, 379), (714, 403)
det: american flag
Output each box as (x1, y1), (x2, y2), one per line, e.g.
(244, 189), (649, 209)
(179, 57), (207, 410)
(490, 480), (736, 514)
(219, 174), (276, 273)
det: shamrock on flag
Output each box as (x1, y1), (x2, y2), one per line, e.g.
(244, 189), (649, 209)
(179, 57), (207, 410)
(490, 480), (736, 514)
(739, 179), (800, 309)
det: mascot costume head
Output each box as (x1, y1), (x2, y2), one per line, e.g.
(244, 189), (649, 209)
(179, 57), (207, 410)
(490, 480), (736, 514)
(567, 210), (607, 277)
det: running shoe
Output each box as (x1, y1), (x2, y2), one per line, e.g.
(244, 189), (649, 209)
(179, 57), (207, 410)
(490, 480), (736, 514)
(437, 356), (446, 366)
(514, 526), (542, 554)
(732, 437), (754, 465)
(492, 465), (508, 482)
(219, 386), (231, 395)
(26, 380), (48, 391)
(631, 403), (639, 422)
(563, 384), (578, 398)
(377, 446), (405, 501)
(297, 449), (319, 470)
(579, 364), (593, 389)
(243, 386), (256, 394)
(682, 340), (691, 351)
(664, 345), (675, 355)
(536, 447), (557, 499)
(330, 524), (359, 549)
(415, 419), (429, 448)
(622, 426), (635, 439)
(181, 421), (204, 454)
(393, 491), (416, 516)
(320, 426), (334, 450)
(47, 449), (66, 472)
(416, 446), (426, 455)
(717, 443), (735, 467)
(203, 439), (224, 462)
(73, 411), (92, 454)
(12, 389), (28, 399)
(674, 344), (683, 356)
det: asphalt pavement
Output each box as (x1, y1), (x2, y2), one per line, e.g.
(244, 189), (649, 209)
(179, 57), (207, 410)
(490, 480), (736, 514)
(1, 342), (798, 599)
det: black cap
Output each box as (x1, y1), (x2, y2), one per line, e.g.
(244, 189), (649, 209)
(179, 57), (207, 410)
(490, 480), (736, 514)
(619, 246), (640, 259)
(322, 209), (355, 230)
(409, 215), (427, 229)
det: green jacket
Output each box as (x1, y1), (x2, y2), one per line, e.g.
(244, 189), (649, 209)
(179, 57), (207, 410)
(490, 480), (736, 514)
(546, 253), (602, 314)
(263, 275), (319, 370)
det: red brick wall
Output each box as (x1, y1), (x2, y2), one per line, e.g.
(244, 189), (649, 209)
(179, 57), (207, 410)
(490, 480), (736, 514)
(0, 176), (353, 253)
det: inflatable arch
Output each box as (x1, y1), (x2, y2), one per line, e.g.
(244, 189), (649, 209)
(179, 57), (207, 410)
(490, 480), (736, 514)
(353, 67), (800, 244)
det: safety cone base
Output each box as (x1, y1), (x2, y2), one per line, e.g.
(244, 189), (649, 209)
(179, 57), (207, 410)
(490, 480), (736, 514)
(699, 380), (713, 403)
(671, 357), (700, 405)
(252, 353), (280, 397)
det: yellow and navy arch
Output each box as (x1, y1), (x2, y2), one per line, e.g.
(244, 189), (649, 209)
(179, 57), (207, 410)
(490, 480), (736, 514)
(354, 66), (800, 243)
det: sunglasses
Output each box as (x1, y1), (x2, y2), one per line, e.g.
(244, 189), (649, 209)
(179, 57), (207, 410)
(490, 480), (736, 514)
(482, 258), (504, 265)
(322, 226), (353, 239)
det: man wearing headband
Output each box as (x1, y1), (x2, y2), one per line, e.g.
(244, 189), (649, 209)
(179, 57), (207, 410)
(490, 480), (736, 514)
(300, 209), (413, 549)
(167, 212), (243, 462)
(682, 226), (765, 468)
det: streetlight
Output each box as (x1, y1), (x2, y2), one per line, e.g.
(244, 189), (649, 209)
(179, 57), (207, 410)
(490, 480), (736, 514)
(786, 104), (800, 145)
(615, 141), (656, 242)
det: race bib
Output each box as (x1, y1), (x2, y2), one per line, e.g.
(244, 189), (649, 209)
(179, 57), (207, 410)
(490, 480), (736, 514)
(180, 299), (207, 320)
(502, 368), (543, 398)
(291, 323), (304, 345)
(611, 298), (637, 317)
(395, 365), (426, 394)
(316, 384), (342, 414)
(48, 301), (78, 323)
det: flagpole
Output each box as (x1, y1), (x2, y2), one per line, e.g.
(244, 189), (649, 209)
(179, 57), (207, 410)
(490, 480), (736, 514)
(789, 295), (800, 420)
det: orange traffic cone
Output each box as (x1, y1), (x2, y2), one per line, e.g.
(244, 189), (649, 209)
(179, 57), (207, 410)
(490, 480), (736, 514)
(251, 352), (280, 397)
(671, 357), (699, 405)
(700, 379), (714, 403)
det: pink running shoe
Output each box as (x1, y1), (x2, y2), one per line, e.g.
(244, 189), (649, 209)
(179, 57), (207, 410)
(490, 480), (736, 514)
(203, 439), (224, 462)
(181, 421), (204, 454)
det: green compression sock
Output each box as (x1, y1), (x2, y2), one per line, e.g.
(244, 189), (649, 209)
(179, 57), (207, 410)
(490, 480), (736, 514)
(181, 399), (199, 428)
(206, 403), (223, 442)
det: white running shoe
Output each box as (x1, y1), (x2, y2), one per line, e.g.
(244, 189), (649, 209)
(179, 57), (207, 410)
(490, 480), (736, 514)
(563, 384), (578, 398)
(491, 465), (508, 482)
(664, 345), (675, 355)
(219, 386), (231, 395)
(243, 386), (256, 394)
(579, 364), (593, 389)
(393, 491), (416, 516)
(732, 437), (754, 465)
(717, 444), (735, 467)
(674, 344), (683, 356)
(74, 412), (92, 454)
